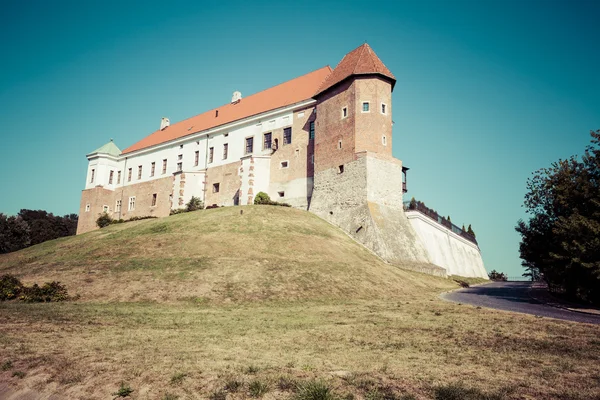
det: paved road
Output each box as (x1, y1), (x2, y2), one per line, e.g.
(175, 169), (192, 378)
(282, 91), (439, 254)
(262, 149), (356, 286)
(441, 281), (600, 324)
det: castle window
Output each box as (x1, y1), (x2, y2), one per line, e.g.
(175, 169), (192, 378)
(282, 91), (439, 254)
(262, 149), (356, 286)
(138, 165), (142, 180)
(213, 183), (220, 193)
(151, 193), (157, 207)
(283, 127), (292, 145)
(362, 102), (370, 112)
(278, 191), (285, 198)
(90, 169), (95, 183)
(109, 170), (114, 184)
(128, 196), (136, 211)
(115, 200), (121, 213)
(381, 103), (387, 114)
(263, 132), (272, 150)
(281, 161), (289, 169)
(223, 143), (228, 160)
(162, 159), (167, 174)
(382, 135), (387, 146)
(309, 121), (315, 140)
(102, 205), (109, 213)
(128, 168), (132, 182)
(177, 162), (182, 172)
(338, 140), (342, 150)
(195, 151), (199, 166)
(245, 137), (254, 154)
(209, 147), (214, 163)
(151, 162), (155, 177)
(342, 107), (348, 119)
(178, 154), (183, 161)
(338, 165), (344, 174)
(117, 171), (121, 184)
(85, 203), (90, 212)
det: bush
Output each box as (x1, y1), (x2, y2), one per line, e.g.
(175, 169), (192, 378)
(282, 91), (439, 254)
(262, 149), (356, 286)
(170, 208), (187, 215)
(112, 382), (134, 398)
(248, 380), (270, 397)
(96, 212), (113, 228)
(0, 275), (72, 303)
(0, 274), (24, 301)
(488, 270), (508, 281)
(186, 196), (204, 211)
(254, 192), (292, 207)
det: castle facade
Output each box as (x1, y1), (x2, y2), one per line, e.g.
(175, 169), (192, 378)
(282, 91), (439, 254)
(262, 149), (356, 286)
(77, 44), (488, 279)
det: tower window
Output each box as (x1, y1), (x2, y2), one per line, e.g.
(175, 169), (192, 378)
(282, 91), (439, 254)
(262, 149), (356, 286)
(342, 107), (348, 118)
(109, 170), (114, 184)
(213, 183), (220, 193)
(151, 162), (155, 177)
(281, 161), (289, 169)
(85, 203), (90, 212)
(223, 143), (228, 160)
(138, 165), (142, 180)
(362, 102), (370, 112)
(338, 140), (342, 150)
(381, 103), (387, 114)
(151, 193), (157, 207)
(128, 168), (132, 182)
(245, 137), (254, 154)
(278, 191), (285, 198)
(117, 170), (121, 184)
(338, 165), (344, 174)
(194, 151), (199, 166)
(209, 147), (214, 163)
(309, 121), (315, 139)
(162, 159), (167, 174)
(177, 162), (182, 172)
(382, 135), (387, 146)
(90, 169), (95, 183)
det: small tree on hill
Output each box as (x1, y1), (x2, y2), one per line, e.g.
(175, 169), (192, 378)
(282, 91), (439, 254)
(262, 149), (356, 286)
(96, 212), (113, 228)
(254, 192), (271, 205)
(409, 197), (417, 210)
(186, 196), (204, 211)
(488, 270), (508, 281)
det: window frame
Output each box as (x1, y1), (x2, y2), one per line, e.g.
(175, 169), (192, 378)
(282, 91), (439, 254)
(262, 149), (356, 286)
(309, 121), (315, 140)
(128, 196), (136, 211)
(117, 170), (121, 184)
(263, 132), (272, 150)
(115, 200), (121, 213)
(90, 169), (95, 183)
(381, 103), (387, 115)
(280, 160), (289, 169)
(361, 101), (370, 113)
(151, 193), (157, 207)
(245, 136), (254, 154)
(85, 203), (90, 212)
(341, 106), (348, 119)
(128, 168), (132, 182)
(223, 143), (228, 160)
(283, 127), (292, 145)
(213, 183), (220, 193)
(137, 165), (142, 180)
(151, 162), (155, 177)
(162, 159), (167, 174)
(108, 170), (114, 184)
(194, 151), (199, 166)
(208, 147), (214, 163)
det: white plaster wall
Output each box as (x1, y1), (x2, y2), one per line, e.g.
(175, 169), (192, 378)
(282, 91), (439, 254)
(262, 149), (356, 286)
(406, 211), (488, 279)
(269, 177), (313, 208)
(84, 110), (295, 192)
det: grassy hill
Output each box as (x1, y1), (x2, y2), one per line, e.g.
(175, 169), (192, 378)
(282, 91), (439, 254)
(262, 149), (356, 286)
(0, 206), (598, 400)
(0, 206), (454, 303)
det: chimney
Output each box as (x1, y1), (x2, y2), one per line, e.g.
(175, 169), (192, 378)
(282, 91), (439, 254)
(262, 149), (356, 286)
(231, 91), (242, 104)
(160, 117), (170, 130)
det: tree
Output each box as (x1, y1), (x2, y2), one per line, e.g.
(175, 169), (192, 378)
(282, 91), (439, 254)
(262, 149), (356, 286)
(186, 196), (204, 211)
(516, 130), (600, 304)
(409, 197), (417, 210)
(467, 224), (475, 237)
(0, 214), (30, 254)
(488, 270), (508, 281)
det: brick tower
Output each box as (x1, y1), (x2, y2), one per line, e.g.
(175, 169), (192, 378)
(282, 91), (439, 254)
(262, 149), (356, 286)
(309, 44), (431, 266)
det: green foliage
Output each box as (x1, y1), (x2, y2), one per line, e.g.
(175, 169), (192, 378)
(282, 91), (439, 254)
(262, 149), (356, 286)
(408, 197), (417, 210)
(488, 270), (508, 281)
(516, 130), (600, 304)
(0, 275), (72, 302)
(97, 212), (114, 228)
(112, 382), (134, 398)
(0, 274), (24, 300)
(170, 208), (187, 215)
(186, 196), (204, 211)
(294, 380), (337, 400)
(0, 214), (30, 254)
(254, 192), (292, 207)
(248, 380), (270, 397)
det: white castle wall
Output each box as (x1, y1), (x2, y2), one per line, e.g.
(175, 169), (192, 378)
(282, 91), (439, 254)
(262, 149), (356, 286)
(405, 211), (488, 279)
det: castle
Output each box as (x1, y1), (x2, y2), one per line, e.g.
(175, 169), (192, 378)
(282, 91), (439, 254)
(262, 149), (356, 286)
(77, 44), (488, 279)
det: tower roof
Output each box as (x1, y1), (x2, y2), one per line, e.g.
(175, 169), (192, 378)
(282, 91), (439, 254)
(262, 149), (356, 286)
(314, 43), (396, 97)
(87, 139), (121, 158)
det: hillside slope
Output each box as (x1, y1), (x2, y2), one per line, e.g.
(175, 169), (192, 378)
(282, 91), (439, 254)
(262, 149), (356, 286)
(0, 206), (455, 302)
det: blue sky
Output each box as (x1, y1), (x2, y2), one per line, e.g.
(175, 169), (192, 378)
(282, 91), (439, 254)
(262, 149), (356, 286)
(1, 0), (598, 276)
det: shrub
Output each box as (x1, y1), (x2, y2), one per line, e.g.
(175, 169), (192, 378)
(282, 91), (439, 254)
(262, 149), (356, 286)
(170, 372), (187, 385)
(96, 212), (113, 228)
(186, 196), (204, 211)
(248, 380), (270, 397)
(0, 274), (24, 301)
(224, 378), (244, 392)
(170, 208), (187, 215)
(12, 371), (25, 379)
(294, 380), (338, 400)
(253, 192), (291, 207)
(112, 382), (134, 398)
(2, 360), (13, 371)
(277, 375), (298, 391)
(488, 270), (508, 281)
(127, 216), (157, 222)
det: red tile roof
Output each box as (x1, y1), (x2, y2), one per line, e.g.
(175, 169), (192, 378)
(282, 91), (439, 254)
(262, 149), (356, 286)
(122, 66), (333, 154)
(314, 43), (396, 97)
